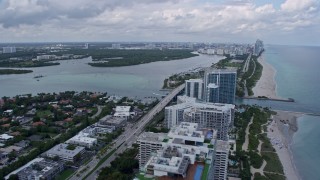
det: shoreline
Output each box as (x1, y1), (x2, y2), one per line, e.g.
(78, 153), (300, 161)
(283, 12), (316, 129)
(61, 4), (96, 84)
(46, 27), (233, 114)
(267, 110), (302, 180)
(252, 54), (282, 99)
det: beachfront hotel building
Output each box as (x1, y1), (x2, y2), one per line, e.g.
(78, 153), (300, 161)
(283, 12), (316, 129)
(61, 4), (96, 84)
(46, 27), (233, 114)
(139, 123), (218, 179)
(185, 79), (204, 100)
(165, 96), (235, 140)
(203, 68), (237, 104)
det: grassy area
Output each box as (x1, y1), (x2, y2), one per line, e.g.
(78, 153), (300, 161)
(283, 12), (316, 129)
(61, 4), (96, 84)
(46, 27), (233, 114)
(254, 173), (268, 180)
(261, 152), (284, 174)
(136, 173), (155, 180)
(55, 169), (75, 180)
(36, 110), (53, 118)
(264, 172), (286, 180)
(258, 133), (275, 152)
(201, 164), (210, 180)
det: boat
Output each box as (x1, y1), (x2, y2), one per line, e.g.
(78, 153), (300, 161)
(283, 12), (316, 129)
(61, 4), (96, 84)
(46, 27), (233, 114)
(34, 75), (44, 79)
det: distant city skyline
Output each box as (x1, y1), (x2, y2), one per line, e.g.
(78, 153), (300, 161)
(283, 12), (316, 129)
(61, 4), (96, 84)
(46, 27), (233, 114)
(0, 0), (319, 46)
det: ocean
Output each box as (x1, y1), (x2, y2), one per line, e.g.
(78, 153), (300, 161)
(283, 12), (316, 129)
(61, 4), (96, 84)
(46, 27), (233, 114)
(264, 45), (320, 180)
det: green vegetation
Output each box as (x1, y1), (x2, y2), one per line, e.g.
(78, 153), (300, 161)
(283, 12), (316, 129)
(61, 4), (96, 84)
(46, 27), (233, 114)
(136, 173), (154, 180)
(234, 106), (284, 179)
(97, 147), (139, 180)
(262, 152), (284, 174)
(0, 69), (33, 75)
(213, 54), (248, 69)
(88, 49), (197, 67)
(66, 144), (76, 150)
(248, 134), (259, 151)
(55, 169), (75, 180)
(83, 149), (117, 179)
(244, 55), (263, 96)
(249, 151), (263, 169)
(264, 173), (286, 180)
(36, 110), (53, 118)
(163, 71), (202, 89)
(254, 173), (268, 180)
(145, 110), (169, 133)
(0, 60), (60, 68)
(201, 164), (210, 180)
(0, 91), (112, 179)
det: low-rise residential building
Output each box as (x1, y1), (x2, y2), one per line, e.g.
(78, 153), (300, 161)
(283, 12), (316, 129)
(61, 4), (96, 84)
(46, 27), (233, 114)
(0, 145), (23, 154)
(114, 106), (135, 120)
(45, 143), (85, 163)
(66, 132), (97, 149)
(14, 140), (30, 148)
(100, 115), (126, 129)
(3, 109), (13, 116)
(0, 134), (14, 142)
(5, 158), (64, 180)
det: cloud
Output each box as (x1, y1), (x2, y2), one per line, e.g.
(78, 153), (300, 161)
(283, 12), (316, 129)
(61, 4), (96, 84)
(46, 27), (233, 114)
(0, 0), (319, 45)
(280, 0), (317, 12)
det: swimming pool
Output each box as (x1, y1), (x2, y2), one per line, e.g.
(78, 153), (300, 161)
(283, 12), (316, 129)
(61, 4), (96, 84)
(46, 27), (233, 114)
(194, 165), (204, 180)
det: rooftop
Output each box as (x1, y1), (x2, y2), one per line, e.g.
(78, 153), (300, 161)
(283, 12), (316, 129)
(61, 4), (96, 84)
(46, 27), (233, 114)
(168, 123), (204, 139)
(46, 143), (84, 157)
(115, 106), (131, 112)
(67, 133), (97, 144)
(138, 132), (166, 143)
(216, 140), (229, 152)
(0, 134), (14, 140)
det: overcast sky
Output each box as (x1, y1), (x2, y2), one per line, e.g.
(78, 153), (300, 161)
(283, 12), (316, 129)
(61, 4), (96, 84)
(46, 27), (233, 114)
(0, 0), (319, 45)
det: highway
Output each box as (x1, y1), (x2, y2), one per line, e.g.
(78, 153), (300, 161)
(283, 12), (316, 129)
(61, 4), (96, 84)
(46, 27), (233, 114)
(68, 84), (185, 180)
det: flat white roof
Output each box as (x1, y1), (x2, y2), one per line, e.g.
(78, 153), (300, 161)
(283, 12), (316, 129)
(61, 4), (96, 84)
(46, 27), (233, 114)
(115, 106), (130, 112)
(67, 133), (97, 144)
(0, 134), (14, 140)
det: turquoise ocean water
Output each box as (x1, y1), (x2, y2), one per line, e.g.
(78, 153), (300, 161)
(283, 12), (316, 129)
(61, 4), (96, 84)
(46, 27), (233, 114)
(264, 45), (320, 180)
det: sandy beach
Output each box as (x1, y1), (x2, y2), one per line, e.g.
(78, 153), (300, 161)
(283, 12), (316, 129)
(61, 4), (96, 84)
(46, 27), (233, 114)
(267, 110), (302, 180)
(252, 55), (279, 99)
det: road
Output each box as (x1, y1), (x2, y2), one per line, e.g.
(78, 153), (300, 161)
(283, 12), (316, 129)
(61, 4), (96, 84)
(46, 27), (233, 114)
(91, 105), (103, 119)
(68, 84), (185, 180)
(242, 53), (251, 73)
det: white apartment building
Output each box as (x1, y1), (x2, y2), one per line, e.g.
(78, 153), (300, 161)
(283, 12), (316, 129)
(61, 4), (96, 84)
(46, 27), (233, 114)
(165, 96), (234, 140)
(114, 106), (134, 120)
(213, 140), (229, 180)
(137, 132), (167, 169)
(66, 132), (97, 148)
(141, 123), (218, 179)
(45, 143), (85, 163)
